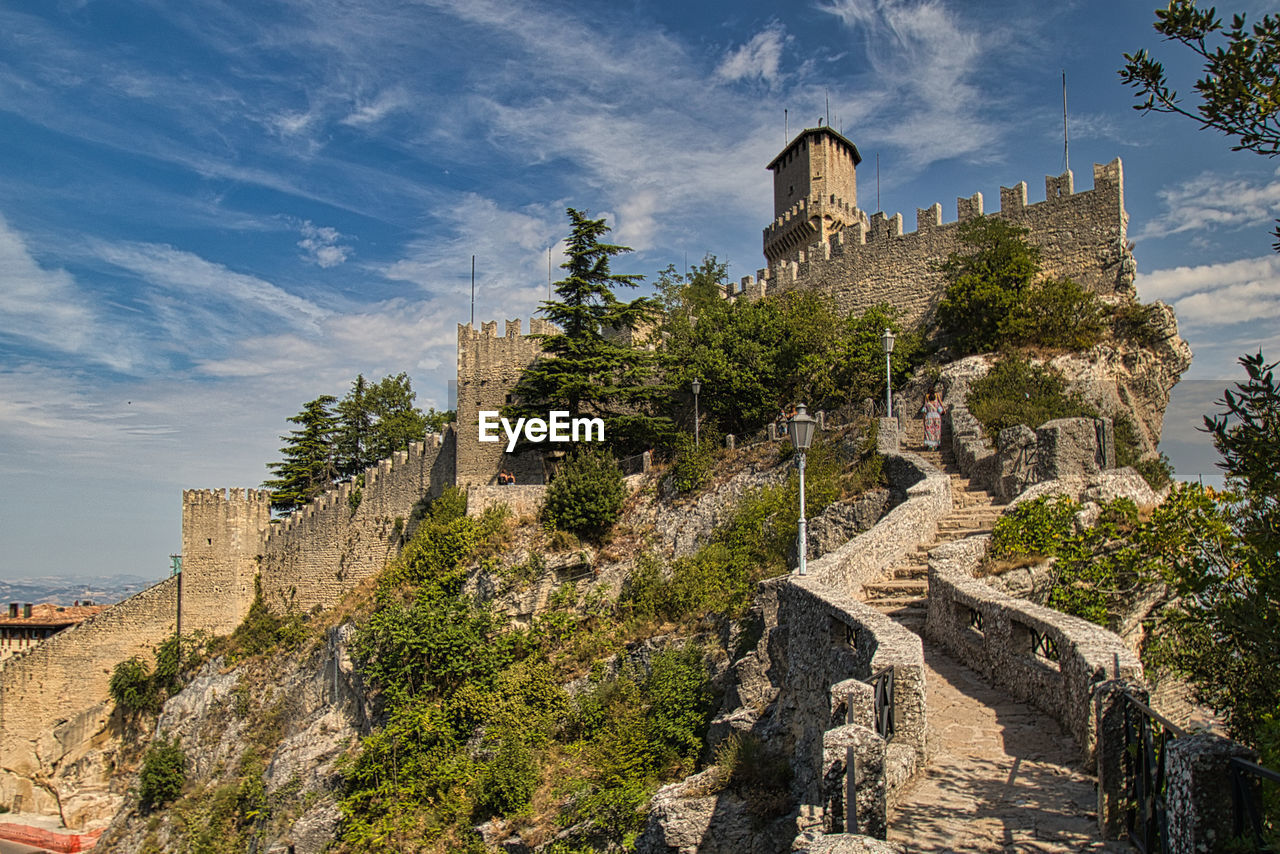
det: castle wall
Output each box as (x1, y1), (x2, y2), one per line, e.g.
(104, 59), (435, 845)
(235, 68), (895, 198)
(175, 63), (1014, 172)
(456, 319), (549, 487)
(0, 575), (181, 824)
(258, 430), (454, 614)
(180, 488), (272, 634)
(741, 161), (1132, 327)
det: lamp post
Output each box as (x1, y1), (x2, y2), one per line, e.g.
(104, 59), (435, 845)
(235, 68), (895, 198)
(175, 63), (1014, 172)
(691, 378), (702, 447)
(789, 403), (817, 576)
(881, 328), (896, 418)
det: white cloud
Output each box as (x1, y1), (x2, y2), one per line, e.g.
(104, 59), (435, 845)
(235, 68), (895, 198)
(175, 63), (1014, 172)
(717, 23), (788, 86)
(297, 221), (352, 268)
(0, 213), (137, 372)
(340, 87), (410, 127)
(1137, 254), (1280, 378)
(1133, 169), (1280, 243)
(93, 240), (328, 329)
(816, 0), (1001, 167)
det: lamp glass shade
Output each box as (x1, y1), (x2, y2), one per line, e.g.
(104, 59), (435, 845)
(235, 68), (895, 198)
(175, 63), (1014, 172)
(881, 328), (896, 355)
(789, 403), (817, 451)
(691, 378), (701, 396)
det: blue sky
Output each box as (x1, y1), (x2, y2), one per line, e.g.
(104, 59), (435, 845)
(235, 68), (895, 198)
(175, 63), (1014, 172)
(2, 0), (1278, 581)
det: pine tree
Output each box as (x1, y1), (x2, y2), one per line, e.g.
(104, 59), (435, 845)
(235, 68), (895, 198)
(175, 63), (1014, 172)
(509, 208), (668, 453)
(363, 373), (430, 462)
(263, 395), (339, 513)
(335, 375), (372, 479)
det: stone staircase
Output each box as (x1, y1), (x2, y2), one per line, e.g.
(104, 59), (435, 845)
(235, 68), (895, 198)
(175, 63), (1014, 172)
(862, 424), (1004, 633)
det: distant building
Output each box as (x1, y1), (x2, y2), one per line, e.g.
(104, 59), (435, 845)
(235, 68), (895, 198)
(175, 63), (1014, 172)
(0, 603), (106, 662)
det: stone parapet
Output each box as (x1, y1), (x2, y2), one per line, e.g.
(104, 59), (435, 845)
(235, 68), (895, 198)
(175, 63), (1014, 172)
(259, 430), (455, 614)
(925, 535), (1142, 765)
(742, 161), (1131, 328)
(807, 452), (951, 597)
(466, 485), (546, 519)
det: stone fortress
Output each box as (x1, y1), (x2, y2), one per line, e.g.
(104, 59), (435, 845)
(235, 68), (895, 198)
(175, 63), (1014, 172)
(0, 126), (1157, 838)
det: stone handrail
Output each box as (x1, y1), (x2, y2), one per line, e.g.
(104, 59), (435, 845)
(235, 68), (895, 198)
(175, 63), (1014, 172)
(807, 450), (952, 597)
(924, 535), (1142, 765)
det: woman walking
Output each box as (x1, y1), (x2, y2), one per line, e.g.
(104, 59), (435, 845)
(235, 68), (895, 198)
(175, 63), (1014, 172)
(921, 390), (944, 450)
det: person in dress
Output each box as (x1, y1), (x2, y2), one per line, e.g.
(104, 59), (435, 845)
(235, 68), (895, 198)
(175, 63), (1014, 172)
(921, 390), (945, 450)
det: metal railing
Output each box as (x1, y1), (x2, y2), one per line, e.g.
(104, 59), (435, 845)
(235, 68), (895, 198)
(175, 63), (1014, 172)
(1123, 691), (1186, 854)
(868, 666), (895, 742)
(1231, 756), (1280, 851)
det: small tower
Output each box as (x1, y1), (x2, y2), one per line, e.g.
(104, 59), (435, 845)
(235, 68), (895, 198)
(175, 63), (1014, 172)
(763, 126), (864, 266)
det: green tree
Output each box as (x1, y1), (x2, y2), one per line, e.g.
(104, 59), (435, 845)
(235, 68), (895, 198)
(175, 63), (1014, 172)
(510, 208), (667, 453)
(263, 395), (339, 513)
(335, 374), (373, 479)
(364, 373), (430, 462)
(936, 218), (1042, 353)
(542, 445), (626, 541)
(936, 217), (1104, 353)
(1155, 352), (1280, 746)
(1121, 2), (1280, 248)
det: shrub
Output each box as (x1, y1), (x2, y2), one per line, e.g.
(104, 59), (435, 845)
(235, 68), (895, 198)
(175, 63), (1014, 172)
(669, 431), (715, 495)
(109, 656), (156, 716)
(936, 218), (1041, 354)
(967, 356), (1093, 436)
(474, 733), (536, 818)
(543, 445), (626, 540)
(1006, 277), (1105, 351)
(988, 495), (1079, 560)
(139, 736), (186, 810)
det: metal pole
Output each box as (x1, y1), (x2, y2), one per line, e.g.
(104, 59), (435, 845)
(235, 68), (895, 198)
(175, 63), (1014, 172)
(471, 255), (475, 327)
(693, 390), (700, 447)
(797, 450), (808, 576)
(885, 351), (892, 418)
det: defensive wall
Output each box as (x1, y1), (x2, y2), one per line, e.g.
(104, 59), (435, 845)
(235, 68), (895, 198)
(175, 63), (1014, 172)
(456, 319), (551, 487)
(259, 430), (455, 614)
(731, 160), (1133, 328)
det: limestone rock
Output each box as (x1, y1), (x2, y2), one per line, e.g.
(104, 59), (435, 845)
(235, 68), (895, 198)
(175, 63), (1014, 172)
(806, 491), (891, 560)
(635, 767), (796, 854)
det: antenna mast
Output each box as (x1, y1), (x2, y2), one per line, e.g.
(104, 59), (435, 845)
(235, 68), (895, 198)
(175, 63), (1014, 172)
(470, 255), (475, 327)
(1062, 70), (1070, 173)
(784, 108), (788, 145)
(876, 153), (881, 213)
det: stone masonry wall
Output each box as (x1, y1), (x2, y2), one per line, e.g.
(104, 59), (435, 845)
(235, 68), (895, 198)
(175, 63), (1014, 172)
(0, 576), (181, 826)
(925, 535), (1142, 766)
(734, 161), (1131, 328)
(456, 319), (550, 487)
(180, 488), (272, 634)
(259, 430), (454, 614)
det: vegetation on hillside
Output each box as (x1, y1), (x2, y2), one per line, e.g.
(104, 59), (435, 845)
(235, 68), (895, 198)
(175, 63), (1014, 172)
(263, 373), (452, 513)
(966, 355), (1173, 489)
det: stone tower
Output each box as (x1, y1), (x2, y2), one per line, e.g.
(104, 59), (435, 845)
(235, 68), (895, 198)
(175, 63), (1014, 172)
(763, 126), (864, 266)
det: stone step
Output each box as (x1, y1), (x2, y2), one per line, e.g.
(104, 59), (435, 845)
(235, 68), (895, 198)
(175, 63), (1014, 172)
(893, 563), (927, 579)
(864, 578), (927, 596)
(864, 594), (928, 610)
(938, 520), (997, 534)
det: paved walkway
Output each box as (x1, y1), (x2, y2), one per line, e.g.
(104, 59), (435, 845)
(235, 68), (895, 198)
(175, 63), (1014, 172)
(863, 421), (1125, 852)
(887, 646), (1127, 852)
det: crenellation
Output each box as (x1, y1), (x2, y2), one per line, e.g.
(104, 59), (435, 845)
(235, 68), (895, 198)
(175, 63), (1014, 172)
(752, 155), (1130, 326)
(1046, 170), (1074, 200)
(917, 204), (942, 232)
(957, 192), (983, 222)
(1000, 182), (1027, 212)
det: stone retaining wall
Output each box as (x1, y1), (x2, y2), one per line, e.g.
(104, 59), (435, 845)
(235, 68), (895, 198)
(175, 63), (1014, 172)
(806, 452), (951, 597)
(925, 535), (1142, 765)
(465, 485), (546, 519)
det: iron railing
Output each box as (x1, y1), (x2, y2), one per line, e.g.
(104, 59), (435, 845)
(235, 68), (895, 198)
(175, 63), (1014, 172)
(868, 666), (895, 742)
(1231, 756), (1280, 851)
(1029, 626), (1059, 663)
(1123, 691), (1186, 854)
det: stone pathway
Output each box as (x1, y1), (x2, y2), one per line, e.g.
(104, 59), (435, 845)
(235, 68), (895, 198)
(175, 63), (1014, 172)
(887, 647), (1127, 853)
(862, 423), (1125, 852)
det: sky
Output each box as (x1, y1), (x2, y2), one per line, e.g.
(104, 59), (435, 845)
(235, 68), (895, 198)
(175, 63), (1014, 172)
(1, 0), (1278, 582)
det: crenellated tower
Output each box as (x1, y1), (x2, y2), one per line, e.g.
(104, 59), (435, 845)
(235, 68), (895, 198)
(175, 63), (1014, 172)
(764, 126), (865, 266)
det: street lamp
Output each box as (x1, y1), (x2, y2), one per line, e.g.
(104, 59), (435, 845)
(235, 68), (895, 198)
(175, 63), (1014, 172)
(789, 403), (817, 576)
(881, 328), (896, 418)
(691, 378), (702, 447)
